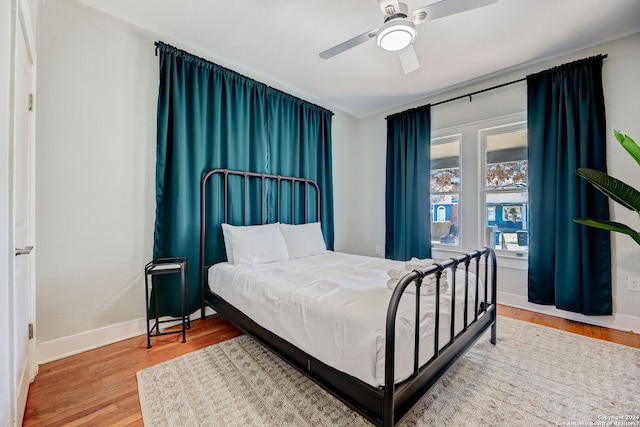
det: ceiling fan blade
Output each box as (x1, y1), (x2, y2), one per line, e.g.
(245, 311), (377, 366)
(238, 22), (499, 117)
(398, 45), (420, 74)
(418, 0), (497, 22)
(319, 28), (378, 59)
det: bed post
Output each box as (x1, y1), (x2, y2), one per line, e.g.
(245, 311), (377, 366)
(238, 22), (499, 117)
(383, 271), (422, 427)
(200, 169), (219, 320)
(488, 247), (498, 345)
(200, 171), (207, 320)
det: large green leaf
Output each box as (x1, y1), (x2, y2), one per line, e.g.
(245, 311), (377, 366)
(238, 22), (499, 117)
(576, 168), (640, 212)
(574, 218), (640, 245)
(615, 130), (640, 167)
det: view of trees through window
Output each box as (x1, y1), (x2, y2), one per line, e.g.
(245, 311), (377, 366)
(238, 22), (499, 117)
(486, 161), (528, 190)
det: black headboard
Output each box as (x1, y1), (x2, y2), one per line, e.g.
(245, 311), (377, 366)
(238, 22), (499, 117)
(199, 168), (322, 287)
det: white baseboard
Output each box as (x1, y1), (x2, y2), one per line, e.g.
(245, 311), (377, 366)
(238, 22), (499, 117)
(498, 291), (640, 333)
(37, 307), (216, 364)
(37, 318), (147, 364)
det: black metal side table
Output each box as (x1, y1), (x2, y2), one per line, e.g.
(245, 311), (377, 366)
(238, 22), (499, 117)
(144, 257), (190, 348)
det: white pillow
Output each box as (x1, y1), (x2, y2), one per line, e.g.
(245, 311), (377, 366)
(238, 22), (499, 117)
(221, 223), (289, 265)
(279, 222), (327, 259)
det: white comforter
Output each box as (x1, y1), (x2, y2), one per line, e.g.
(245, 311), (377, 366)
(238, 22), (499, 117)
(208, 251), (482, 387)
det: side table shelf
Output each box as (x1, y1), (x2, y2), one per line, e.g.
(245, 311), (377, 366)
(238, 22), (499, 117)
(144, 257), (190, 348)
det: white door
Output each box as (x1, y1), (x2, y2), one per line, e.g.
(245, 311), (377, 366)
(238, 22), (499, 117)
(12, 2), (37, 425)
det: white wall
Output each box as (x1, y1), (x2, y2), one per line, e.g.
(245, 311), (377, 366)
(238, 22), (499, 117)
(330, 113), (360, 254)
(349, 33), (640, 331)
(36, 0), (157, 345)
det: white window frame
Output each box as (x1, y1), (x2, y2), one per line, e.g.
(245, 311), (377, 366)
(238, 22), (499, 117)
(479, 121), (528, 259)
(430, 134), (462, 249)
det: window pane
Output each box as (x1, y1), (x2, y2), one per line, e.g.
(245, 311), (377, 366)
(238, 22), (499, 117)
(431, 194), (459, 245)
(430, 137), (460, 246)
(485, 192), (528, 252)
(483, 127), (528, 253)
(485, 129), (528, 190)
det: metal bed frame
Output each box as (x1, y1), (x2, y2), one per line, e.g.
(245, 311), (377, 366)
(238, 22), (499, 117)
(199, 168), (497, 427)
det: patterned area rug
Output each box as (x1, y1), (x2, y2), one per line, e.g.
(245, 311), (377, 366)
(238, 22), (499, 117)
(137, 317), (640, 426)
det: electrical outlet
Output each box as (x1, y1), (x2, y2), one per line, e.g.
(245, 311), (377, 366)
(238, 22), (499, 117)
(626, 276), (640, 292)
(375, 246), (381, 255)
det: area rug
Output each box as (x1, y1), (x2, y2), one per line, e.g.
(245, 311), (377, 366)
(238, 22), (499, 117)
(137, 317), (640, 426)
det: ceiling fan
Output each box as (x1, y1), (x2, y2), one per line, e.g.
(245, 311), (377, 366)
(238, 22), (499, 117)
(319, 0), (498, 74)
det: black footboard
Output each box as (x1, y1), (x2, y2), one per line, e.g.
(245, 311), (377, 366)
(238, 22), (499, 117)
(383, 248), (497, 426)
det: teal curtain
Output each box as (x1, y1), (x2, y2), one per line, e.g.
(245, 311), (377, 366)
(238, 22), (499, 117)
(527, 55), (612, 315)
(385, 105), (432, 261)
(153, 43), (333, 317)
(266, 88), (334, 248)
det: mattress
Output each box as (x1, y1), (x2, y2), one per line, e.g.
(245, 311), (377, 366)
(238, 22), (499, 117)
(208, 251), (483, 387)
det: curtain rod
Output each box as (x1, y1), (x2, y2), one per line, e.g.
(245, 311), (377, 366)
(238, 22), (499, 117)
(387, 54), (607, 119)
(154, 41), (334, 116)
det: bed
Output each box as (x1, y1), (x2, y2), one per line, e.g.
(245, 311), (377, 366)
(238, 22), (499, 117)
(199, 168), (497, 427)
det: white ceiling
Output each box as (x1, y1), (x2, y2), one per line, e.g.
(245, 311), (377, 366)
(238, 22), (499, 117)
(77, 0), (640, 118)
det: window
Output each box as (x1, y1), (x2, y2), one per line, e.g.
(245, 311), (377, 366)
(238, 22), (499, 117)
(481, 124), (528, 255)
(430, 135), (460, 246)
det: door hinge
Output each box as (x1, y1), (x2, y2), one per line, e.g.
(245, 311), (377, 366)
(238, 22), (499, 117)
(28, 93), (34, 112)
(28, 323), (34, 340)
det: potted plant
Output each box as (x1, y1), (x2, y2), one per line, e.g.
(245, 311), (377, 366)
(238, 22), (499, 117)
(574, 131), (640, 245)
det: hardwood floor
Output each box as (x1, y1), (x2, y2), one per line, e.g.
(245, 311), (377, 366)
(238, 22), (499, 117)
(497, 305), (640, 348)
(23, 305), (639, 426)
(23, 315), (243, 427)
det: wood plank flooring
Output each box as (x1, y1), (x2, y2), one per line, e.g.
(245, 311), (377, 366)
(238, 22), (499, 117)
(23, 305), (639, 426)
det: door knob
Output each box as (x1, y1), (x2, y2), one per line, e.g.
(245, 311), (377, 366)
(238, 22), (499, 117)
(15, 246), (33, 256)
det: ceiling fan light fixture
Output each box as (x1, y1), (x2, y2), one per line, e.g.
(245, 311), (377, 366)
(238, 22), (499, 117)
(376, 18), (416, 51)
